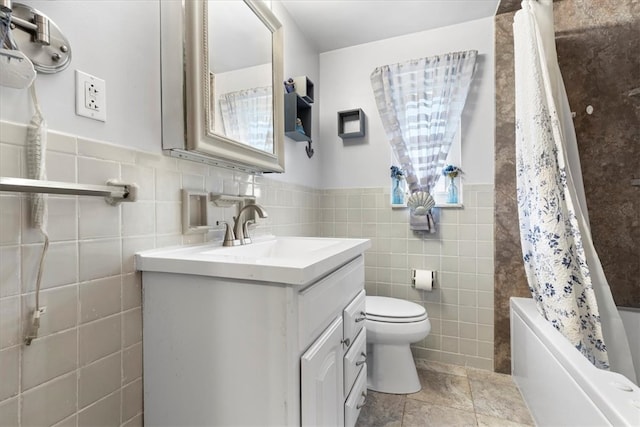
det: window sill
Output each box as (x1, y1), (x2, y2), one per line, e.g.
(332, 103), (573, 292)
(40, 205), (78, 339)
(391, 203), (464, 209)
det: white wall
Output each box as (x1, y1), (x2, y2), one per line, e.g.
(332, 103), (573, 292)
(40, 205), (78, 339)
(0, 1), (322, 188)
(0, 1), (162, 154)
(317, 17), (495, 189)
(269, 2), (322, 188)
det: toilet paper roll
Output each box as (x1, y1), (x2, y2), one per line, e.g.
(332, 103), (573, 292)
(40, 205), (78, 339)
(412, 269), (434, 291)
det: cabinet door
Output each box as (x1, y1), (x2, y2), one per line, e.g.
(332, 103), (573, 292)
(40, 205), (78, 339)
(301, 317), (345, 427)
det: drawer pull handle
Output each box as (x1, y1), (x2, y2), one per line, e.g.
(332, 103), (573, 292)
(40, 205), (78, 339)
(355, 312), (367, 322)
(355, 352), (367, 366)
(341, 338), (351, 347)
(356, 391), (367, 410)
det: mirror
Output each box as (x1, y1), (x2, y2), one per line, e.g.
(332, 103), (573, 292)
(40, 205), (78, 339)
(161, 0), (284, 173)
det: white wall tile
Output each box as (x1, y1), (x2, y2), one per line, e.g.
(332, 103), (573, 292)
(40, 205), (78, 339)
(0, 246), (20, 297)
(122, 308), (142, 347)
(77, 391), (121, 427)
(20, 373), (77, 427)
(22, 241), (78, 292)
(121, 164), (154, 201)
(155, 170), (181, 201)
(47, 131), (76, 154)
(78, 352), (121, 409)
(122, 201), (155, 237)
(78, 239), (121, 282)
(122, 236), (155, 274)
(0, 195), (21, 245)
(21, 329), (77, 391)
(0, 346), (19, 400)
(79, 199), (121, 239)
(78, 157), (120, 186)
(79, 315), (121, 366)
(79, 276), (121, 324)
(78, 137), (134, 164)
(0, 397), (19, 426)
(0, 143), (22, 178)
(0, 296), (20, 349)
(121, 378), (143, 422)
(122, 342), (142, 384)
(22, 285), (77, 337)
(121, 273), (142, 311)
(155, 202), (181, 235)
(46, 151), (76, 183)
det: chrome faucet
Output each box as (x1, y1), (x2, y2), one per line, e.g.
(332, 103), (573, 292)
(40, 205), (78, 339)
(233, 203), (268, 244)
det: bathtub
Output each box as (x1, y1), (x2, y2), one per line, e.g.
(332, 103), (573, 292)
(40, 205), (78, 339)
(510, 297), (640, 426)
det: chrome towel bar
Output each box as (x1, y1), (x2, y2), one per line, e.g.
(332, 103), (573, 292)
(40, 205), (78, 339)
(0, 177), (137, 205)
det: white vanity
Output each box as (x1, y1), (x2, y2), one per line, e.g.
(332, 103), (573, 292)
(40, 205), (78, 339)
(136, 236), (371, 426)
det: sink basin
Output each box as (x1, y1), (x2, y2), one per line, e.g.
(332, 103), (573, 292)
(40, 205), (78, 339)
(135, 235), (371, 285)
(201, 237), (342, 259)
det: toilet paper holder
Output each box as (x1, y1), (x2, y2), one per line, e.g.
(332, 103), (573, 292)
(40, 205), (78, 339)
(411, 269), (436, 289)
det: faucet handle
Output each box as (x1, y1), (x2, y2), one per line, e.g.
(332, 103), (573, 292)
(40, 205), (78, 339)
(242, 220), (256, 244)
(216, 221), (240, 246)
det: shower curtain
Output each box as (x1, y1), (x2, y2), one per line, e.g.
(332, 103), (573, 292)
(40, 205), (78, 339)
(514, 0), (637, 383)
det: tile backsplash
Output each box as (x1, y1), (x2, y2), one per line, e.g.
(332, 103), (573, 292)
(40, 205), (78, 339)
(0, 121), (318, 427)
(318, 186), (495, 370)
(1, 120), (494, 426)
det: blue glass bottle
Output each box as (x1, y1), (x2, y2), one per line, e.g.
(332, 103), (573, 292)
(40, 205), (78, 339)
(447, 177), (458, 204)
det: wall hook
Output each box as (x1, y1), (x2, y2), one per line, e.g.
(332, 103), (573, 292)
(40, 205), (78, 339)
(305, 140), (314, 158)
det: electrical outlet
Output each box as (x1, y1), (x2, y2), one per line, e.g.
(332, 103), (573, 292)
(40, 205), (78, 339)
(75, 70), (106, 122)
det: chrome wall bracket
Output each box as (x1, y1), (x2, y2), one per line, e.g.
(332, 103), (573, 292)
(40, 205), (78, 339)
(3, 2), (72, 73)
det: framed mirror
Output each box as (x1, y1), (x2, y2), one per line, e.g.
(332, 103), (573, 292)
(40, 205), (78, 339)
(161, 0), (285, 173)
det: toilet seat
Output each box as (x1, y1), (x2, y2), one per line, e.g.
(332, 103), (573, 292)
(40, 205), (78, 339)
(366, 296), (428, 323)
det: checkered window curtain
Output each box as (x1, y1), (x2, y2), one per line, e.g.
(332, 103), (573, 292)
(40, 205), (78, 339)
(370, 51), (477, 194)
(219, 86), (273, 153)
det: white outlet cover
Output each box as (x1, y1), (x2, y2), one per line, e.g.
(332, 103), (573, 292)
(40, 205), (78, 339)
(75, 70), (106, 122)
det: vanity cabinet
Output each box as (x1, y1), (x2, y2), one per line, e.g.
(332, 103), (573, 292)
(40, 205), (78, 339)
(141, 253), (367, 426)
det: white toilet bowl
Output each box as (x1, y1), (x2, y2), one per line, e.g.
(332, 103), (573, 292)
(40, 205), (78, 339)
(365, 296), (431, 394)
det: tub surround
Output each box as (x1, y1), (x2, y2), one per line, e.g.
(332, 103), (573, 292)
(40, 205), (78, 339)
(494, 0), (640, 373)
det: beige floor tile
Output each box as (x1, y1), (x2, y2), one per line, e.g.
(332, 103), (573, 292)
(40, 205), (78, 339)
(403, 400), (477, 427)
(468, 378), (534, 425)
(416, 358), (468, 377)
(476, 413), (534, 427)
(355, 391), (404, 427)
(466, 366), (514, 386)
(408, 369), (474, 412)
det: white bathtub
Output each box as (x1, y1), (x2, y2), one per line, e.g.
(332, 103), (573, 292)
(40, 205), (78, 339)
(511, 297), (640, 426)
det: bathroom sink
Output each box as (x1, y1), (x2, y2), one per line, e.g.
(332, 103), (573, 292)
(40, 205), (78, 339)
(135, 235), (370, 285)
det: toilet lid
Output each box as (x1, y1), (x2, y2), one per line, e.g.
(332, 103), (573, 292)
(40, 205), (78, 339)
(365, 296), (428, 323)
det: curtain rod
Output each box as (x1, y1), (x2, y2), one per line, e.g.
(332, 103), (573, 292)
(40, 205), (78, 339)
(0, 177), (138, 205)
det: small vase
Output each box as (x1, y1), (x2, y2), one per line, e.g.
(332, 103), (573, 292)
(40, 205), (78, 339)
(391, 177), (405, 205)
(447, 176), (458, 204)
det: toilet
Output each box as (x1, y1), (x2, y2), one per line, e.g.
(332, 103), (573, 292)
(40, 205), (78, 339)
(365, 296), (431, 394)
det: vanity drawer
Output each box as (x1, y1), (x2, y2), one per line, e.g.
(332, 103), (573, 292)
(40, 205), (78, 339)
(344, 365), (367, 427)
(298, 256), (364, 351)
(343, 327), (366, 396)
(343, 290), (366, 347)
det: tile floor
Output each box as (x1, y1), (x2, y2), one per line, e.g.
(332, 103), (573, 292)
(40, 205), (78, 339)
(356, 360), (535, 427)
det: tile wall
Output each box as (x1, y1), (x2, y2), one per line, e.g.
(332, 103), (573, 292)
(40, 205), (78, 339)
(318, 185), (495, 370)
(0, 120), (319, 427)
(0, 120), (495, 426)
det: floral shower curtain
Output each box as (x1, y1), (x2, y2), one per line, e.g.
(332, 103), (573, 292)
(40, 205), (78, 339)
(514, 0), (636, 382)
(370, 51), (477, 231)
(219, 86), (273, 153)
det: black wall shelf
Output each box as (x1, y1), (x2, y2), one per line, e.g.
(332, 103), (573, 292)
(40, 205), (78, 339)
(338, 109), (365, 139)
(284, 92), (312, 142)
